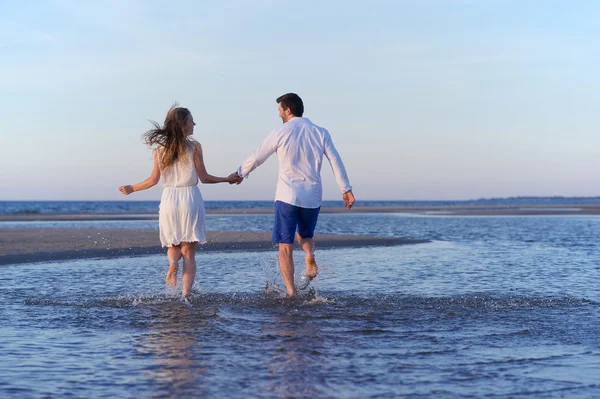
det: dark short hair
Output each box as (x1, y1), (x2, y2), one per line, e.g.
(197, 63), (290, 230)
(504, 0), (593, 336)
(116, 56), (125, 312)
(276, 93), (304, 117)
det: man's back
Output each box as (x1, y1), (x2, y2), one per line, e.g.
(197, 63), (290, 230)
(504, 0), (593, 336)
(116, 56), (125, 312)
(238, 116), (351, 209)
(275, 117), (327, 198)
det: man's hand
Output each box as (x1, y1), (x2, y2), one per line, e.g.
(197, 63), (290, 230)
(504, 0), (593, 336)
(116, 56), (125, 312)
(343, 191), (355, 209)
(227, 172), (243, 185)
(119, 185), (134, 195)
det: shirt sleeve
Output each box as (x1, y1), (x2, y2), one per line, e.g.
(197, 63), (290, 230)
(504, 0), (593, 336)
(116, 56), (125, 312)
(237, 130), (279, 178)
(323, 130), (352, 193)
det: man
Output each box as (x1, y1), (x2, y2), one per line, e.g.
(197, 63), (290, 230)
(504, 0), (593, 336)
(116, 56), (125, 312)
(236, 93), (355, 297)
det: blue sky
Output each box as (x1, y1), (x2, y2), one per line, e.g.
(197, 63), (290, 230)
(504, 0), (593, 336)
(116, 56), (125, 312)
(1, 0), (599, 201)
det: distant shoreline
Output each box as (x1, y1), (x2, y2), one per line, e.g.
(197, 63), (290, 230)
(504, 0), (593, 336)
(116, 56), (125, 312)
(2, 204), (600, 221)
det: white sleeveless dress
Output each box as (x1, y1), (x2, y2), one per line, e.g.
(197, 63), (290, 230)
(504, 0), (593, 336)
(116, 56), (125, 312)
(157, 142), (207, 247)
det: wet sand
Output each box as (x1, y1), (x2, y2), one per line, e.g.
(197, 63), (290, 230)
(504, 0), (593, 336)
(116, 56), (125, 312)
(2, 204), (596, 266)
(0, 228), (426, 266)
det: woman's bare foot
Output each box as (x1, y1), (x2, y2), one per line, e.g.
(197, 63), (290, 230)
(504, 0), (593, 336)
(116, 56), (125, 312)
(165, 264), (178, 287)
(305, 254), (318, 280)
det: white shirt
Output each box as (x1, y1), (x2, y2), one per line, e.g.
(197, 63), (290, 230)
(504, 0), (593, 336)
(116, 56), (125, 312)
(237, 117), (352, 209)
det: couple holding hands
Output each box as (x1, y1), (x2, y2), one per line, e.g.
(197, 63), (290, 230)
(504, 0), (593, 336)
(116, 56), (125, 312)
(119, 93), (354, 298)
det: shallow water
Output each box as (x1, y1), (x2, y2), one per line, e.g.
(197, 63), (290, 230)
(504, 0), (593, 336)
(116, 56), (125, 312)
(2, 215), (600, 398)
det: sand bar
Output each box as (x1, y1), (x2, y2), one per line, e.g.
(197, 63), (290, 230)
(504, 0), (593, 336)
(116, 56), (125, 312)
(0, 228), (426, 266)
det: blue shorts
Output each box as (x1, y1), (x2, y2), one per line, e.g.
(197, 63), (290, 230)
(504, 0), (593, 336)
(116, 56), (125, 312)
(272, 201), (321, 244)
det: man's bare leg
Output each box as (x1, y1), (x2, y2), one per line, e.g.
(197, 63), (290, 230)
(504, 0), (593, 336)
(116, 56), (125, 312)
(166, 245), (182, 287)
(181, 242), (197, 297)
(278, 243), (296, 297)
(296, 233), (317, 280)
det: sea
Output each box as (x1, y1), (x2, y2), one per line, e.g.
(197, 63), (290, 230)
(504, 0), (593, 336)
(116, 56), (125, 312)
(2, 197), (600, 214)
(1, 199), (600, 398)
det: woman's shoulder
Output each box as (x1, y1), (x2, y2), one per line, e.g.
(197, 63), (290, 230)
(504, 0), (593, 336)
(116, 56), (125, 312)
(187, 137), (202, 151)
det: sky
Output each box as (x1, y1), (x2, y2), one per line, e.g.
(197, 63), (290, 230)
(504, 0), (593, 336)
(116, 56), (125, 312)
(1, 0), (599, 201)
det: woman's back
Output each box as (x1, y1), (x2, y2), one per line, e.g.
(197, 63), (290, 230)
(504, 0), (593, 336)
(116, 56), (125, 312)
(158, 142), (198, 187)
(157, 139), (206, 247)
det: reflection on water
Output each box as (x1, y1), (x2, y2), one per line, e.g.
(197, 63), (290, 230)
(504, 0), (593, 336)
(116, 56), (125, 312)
(260, 305), (327, 399)
(135, 300), (215, 398)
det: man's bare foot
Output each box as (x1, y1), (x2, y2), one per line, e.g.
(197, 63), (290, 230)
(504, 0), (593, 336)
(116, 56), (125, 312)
(305, 254), (318, 280)
(286, 288), (297, 298)
(265, 281), (286, 296)
(165, 265), (178, 287)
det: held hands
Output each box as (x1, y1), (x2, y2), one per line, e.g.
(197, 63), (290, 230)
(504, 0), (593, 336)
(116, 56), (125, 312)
(118, 185), (134, 195)
(343, 190), (355, 209)
(227, 172), (243, 185)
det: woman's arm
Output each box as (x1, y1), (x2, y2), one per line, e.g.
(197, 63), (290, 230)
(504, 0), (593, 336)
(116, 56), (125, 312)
(118, 150), (161, 195)
(194, 143), (240, 184)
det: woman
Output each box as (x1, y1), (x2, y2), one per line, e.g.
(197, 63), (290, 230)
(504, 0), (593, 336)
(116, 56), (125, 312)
(119, 105), (240, 297)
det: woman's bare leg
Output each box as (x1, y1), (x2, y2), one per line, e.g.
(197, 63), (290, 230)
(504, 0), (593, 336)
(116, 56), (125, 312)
(180, 242), (197, 296)
(166, 245), (182, 287)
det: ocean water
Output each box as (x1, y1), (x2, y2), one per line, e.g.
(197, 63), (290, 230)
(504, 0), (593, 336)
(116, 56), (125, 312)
(1, 214), (600, 398)
(3, 197), (600, 214)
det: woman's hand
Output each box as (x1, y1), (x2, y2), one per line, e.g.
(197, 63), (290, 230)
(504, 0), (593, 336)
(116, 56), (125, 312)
(119, 185), (134, 195)
(227, 172), (243, 185)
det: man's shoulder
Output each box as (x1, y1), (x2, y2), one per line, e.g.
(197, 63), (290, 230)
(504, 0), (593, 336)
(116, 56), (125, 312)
(289, 117), (328, 132)
(272, 118), (304, 135)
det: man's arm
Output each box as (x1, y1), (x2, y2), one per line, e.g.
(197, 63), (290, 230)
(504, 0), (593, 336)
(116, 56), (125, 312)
(237, 130), (278, 178)
(323, 132), (353, 197)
